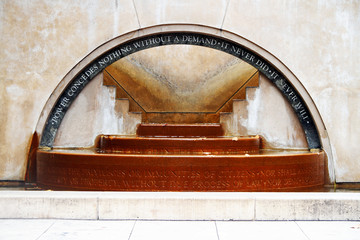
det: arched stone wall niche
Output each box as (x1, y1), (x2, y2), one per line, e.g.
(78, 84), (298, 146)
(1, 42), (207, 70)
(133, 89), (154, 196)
(39, 31), (320, 149)
(35, 25), (333, 182)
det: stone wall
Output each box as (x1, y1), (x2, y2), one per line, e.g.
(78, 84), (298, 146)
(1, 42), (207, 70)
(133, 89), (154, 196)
(0, 0), (359, 182)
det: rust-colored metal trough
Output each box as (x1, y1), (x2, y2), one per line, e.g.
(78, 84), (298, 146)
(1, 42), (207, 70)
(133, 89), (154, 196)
(36, 124), (325, 191)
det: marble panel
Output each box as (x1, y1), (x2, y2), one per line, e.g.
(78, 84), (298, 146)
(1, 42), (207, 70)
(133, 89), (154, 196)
(222, 75), (308, 148)
(53, 73), (141, 147)
(134, 0), (229, 28)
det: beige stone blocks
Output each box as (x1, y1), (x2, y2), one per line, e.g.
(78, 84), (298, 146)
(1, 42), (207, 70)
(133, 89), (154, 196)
(134, 0), (229, 28)
(1, 191), (360, 220)
(0, 0), (141, 180)
(0, 191), (98, 219)
(99, 192), (255, 220)
(222, 0), (360, 182)
(255, 193), (360, 221)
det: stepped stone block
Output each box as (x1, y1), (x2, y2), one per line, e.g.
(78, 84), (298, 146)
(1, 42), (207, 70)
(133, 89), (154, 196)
(103, 60), (259, 123)
(136, 123), (224, 137)
(98, 135), (260, 155)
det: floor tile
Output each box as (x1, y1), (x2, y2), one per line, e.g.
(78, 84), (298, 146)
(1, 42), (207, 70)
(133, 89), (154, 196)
(37, 220), (135, 240)
(216, 221), (308, 240)
(296, 221), (360, 240)
(0, 219), (55, 240)
(130, 220), (218, 240)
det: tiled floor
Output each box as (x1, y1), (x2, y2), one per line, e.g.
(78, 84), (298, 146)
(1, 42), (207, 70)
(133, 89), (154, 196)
(0, 219), (359, 240)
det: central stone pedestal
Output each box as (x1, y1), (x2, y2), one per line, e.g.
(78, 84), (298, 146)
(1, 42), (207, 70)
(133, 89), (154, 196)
(36, 124), (325, 191)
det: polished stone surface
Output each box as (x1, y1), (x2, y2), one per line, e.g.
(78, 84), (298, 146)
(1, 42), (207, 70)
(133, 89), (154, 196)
(0, 219), (360, 240)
